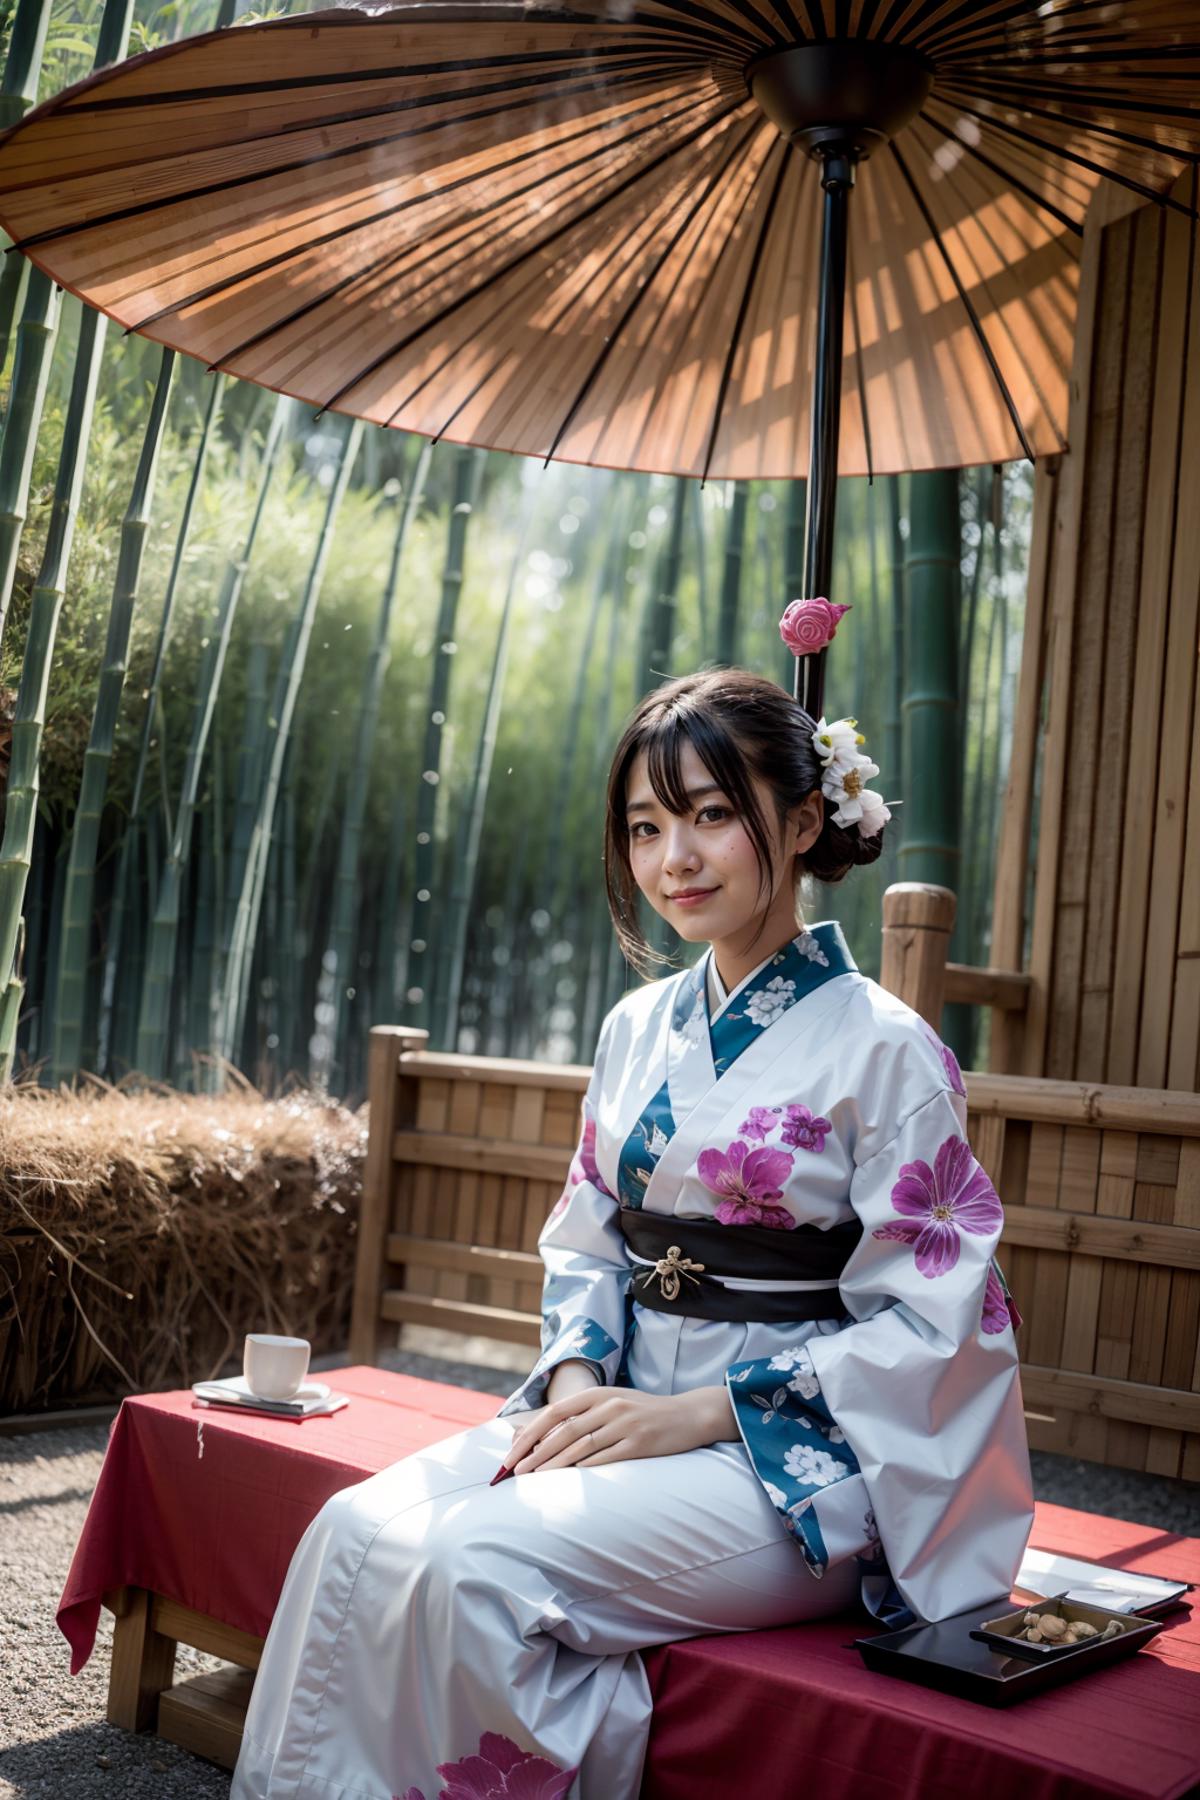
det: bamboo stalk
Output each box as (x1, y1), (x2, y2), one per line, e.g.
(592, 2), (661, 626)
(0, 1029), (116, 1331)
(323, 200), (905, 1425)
(214, 417), (365, 1074)
(716, 481), (748, 665)
(0, 0), (53, 371)
(317, 437), (431, 1090)
(51, 348), (177, 1083)
(277, 743), (298, 1076)
(0, 303), (111, 1081)
(136, 394), (290, 1081)
(186, 766), (219, 1089)
(0, 0), (134, 1079)
(690, 480), (710, 661)
(406, 444), (484, 1035)
(438, 490), (533, 1051)
(97, 372), (225, 1073)
(0, 270), (62, 648)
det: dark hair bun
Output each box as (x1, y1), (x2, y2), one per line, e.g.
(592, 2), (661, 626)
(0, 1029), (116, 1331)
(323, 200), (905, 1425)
(803, 798), (885, 885)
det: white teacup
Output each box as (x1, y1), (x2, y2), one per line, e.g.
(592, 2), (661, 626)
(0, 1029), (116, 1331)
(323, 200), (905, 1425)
(244, 1334), (311, 1400)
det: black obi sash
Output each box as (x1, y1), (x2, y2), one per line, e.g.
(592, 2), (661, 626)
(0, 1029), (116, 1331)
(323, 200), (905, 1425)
(618, 1208), (861, 1323)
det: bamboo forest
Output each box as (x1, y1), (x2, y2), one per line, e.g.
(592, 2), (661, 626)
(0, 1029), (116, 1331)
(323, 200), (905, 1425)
(0, 0), (1034, 1107)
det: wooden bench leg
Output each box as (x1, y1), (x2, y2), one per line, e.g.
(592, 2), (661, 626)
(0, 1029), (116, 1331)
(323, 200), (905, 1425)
(106, 1586), (177, 1732)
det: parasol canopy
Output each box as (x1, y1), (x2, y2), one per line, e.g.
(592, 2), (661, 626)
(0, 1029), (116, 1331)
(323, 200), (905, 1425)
(0, 0), (1196, 490)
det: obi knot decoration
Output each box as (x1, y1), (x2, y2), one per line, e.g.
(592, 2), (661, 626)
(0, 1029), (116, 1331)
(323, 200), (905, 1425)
(648, 1245), (706, 1301)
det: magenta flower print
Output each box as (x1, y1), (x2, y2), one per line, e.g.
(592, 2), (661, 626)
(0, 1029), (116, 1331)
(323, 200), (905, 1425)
(982, 1261), (1023, 1333)
(738, 1104), (781, 1141)
(921, 1021), (967, 1099)
(780, 1103), (832, 1153)
(435, 1730), (579, 1800)
(550, 1118), (613, 1223)
(981, 1264), (1011, 1334)
(574, 1118), (612, 1193)
(698, 1139), (796, 1229)
(871, 1135), (1003, 1277)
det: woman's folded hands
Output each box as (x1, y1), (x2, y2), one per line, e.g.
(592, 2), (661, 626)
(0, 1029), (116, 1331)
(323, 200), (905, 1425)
(499, 1380), (739, 1476)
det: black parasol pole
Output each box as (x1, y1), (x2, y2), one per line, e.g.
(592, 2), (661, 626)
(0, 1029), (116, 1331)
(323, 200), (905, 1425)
(746, 39), (934, 720)
(798, 149), (854, 719)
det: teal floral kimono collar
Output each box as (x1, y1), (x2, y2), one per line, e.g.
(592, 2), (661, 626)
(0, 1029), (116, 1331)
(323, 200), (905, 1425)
(617, 921), (858, 1209)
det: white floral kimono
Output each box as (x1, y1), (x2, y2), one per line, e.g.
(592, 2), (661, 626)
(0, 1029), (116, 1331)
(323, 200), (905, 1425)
(232, 920), (1034, 1800)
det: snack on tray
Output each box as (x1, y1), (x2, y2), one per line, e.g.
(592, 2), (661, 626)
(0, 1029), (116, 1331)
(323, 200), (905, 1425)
(1017, 1611), (1114, 1645)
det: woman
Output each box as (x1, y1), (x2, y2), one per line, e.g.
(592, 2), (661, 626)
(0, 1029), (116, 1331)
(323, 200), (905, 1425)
(232, 666), (1033, 1800)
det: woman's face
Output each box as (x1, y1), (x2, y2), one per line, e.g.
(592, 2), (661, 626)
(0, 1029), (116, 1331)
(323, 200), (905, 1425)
(624, 738), (821, 952)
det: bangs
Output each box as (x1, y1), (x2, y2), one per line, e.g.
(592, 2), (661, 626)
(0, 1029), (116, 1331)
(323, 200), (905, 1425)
(631, 704), (766, 829)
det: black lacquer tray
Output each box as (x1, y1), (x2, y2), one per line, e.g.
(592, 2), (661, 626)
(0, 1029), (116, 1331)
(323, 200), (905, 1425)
(855, 1592), (1168, 1707)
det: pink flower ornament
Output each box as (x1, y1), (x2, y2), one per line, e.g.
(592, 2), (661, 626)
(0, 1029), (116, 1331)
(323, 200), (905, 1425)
(698, 1139), (796, 1229)
(779, 596), (852, 658)
(871, 1135), (1003, 1277)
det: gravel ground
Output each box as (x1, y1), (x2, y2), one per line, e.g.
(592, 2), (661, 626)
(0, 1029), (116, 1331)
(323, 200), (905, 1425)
(2, 1340), (1197, 1799)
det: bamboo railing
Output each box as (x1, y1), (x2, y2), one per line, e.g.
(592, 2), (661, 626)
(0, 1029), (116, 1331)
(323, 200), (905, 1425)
(351, 884), (1200, 1481)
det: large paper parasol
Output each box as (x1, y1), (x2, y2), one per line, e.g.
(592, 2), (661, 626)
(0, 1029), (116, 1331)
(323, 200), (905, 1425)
(0, 1), (1196, 709)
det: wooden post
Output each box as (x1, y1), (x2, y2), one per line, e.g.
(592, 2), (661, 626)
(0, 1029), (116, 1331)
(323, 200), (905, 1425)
(106, 1587), (176, 1732)
(349, 1025), (428, 1365)
(880, 883), (956, 1030)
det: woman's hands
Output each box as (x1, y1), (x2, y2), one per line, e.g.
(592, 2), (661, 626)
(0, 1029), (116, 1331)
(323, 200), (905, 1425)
(500, 1382), (739, 1477)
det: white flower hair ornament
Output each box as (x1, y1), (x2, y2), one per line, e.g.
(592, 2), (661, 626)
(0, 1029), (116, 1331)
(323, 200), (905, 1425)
(778, 598), (900, 841)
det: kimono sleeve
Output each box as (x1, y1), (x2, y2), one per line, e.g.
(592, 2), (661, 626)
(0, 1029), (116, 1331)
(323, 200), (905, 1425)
(724, 1085), (1033, 1625)
(496, 1018), (632, 1418)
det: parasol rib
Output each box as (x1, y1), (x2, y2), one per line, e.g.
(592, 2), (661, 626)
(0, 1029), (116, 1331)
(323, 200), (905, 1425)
(219, 96), (725, 378)
(941, 42), (1200, 71)
(847, 228), (873, 485)
(890, 139), (1035, 464)
(699, 140), (791, 484)
(429, 115), (765, 451)
(935, 98), (1199, 220)
(917, 111), (1082, 236)
(928, 92), (1194, 185)
(607, 0), (781, 50)
(5, 59), (699, 202)
(383, 172), (687, 426)
(941, 71), (1200, 133)
(909, 0), (1122, 61)
(4, 63), (711, 250)
(541, 114), (767, 466)
(907, 114), (1070, 454)
(129, 84), (713, 336)
(316, 100), (747, 416)
(56, 40), (716, 112)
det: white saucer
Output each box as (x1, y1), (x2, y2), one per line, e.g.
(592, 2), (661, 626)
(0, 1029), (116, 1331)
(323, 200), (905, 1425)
(194, 1375), (331, 1402)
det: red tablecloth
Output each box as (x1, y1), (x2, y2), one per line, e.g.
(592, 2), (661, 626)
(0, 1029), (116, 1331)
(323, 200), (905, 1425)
(58, 1369), (1200, 1800)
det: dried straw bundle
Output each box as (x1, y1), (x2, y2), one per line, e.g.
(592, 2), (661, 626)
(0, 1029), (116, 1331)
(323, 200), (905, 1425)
(0, 1078), (367, 1414)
